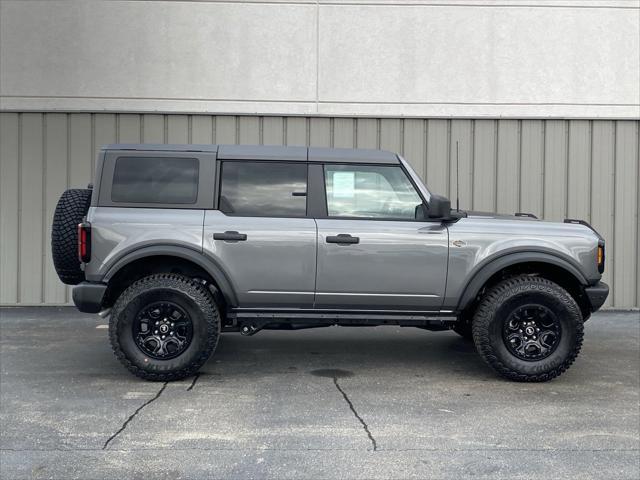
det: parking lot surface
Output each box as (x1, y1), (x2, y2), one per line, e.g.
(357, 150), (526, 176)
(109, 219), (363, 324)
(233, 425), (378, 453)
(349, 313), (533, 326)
(0, 308), (638, 479)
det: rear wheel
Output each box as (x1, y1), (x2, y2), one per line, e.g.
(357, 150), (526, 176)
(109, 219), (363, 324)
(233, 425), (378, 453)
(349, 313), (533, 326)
(109, 274), (220, 381)
(472, 275), (583, 382)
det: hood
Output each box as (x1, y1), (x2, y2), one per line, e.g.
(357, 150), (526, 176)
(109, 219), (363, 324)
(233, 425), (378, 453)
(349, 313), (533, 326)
(461, 210), (539, 221)
(454, 210), (602, 240)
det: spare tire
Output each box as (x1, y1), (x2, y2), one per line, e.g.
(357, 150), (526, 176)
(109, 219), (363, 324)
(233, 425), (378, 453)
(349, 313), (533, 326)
(51, 188), (92, 285)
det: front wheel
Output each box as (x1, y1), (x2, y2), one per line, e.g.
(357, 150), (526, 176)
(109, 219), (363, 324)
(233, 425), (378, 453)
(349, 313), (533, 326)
(472, 275), (584, 382)
(109, 274), (220, 381)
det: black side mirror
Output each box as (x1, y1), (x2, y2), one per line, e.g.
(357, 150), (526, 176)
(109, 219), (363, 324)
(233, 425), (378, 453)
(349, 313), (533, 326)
(427, 194), (451, 219)
(414, 203), (428, 220)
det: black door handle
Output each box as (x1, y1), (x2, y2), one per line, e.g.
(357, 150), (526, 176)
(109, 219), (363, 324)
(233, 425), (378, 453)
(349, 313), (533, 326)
(213, 231), (247, 241)
(326, 234), (359, 244)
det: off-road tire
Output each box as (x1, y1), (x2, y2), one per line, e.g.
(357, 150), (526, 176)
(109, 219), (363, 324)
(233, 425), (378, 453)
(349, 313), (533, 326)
(51, 188), (92, 285)
(472, 275), (583, 382)
(109, 274), (220, 381)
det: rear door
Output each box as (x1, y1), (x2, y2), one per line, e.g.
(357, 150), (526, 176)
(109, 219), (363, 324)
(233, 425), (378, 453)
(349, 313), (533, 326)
(313, 162), (448, 310)
(203, 148), (316, 308)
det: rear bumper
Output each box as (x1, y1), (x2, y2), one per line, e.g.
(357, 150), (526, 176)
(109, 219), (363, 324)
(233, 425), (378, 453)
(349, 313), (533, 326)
(584, 281), (609, 312)
(72, 282), (107, 313)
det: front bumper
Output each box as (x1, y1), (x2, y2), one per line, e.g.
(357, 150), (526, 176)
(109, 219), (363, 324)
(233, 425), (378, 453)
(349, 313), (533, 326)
(584, 281), (609, 312)
(72, 282), (107, 313)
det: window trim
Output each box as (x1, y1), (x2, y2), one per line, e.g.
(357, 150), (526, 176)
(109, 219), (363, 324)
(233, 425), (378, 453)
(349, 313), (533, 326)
(316, 162), (431, 222)
(216, 159), (310, 219)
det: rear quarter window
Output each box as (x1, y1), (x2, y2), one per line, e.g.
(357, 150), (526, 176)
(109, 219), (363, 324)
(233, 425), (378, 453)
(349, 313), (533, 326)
(111, 156), (199, 204)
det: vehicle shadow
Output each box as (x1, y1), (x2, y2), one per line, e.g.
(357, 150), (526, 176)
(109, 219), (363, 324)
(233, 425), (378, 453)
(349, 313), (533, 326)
(200, 327), (494, 381)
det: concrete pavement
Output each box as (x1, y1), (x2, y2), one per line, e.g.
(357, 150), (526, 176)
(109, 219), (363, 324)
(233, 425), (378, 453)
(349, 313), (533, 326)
(0, 308), (638, 479)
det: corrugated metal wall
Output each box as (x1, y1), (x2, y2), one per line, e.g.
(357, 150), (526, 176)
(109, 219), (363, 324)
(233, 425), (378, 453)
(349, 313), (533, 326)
(1, 113), (638, 308)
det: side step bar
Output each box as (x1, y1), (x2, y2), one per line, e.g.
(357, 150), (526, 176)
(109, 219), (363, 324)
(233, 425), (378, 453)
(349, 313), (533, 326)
(224, 309), (459, 334)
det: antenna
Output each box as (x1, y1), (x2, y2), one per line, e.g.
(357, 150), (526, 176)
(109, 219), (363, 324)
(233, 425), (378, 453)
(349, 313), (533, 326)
(455, 141), (460, 212)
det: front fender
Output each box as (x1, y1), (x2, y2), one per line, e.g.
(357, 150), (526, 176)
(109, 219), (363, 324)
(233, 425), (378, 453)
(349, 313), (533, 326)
(449, 249), (589, 312)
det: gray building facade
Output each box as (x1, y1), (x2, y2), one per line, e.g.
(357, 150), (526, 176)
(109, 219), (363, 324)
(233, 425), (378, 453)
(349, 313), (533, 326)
(1, 1), (639, 308)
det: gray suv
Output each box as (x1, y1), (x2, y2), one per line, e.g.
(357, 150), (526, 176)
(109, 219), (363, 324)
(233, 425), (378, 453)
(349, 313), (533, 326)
(51, 144), (609, 382)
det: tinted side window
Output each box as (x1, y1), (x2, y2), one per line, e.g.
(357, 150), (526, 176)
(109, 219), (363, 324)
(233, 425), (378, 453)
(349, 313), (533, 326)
(219, 162), (307, 217)
(324, 164), (422, 219)
(111, 156), (199, 204)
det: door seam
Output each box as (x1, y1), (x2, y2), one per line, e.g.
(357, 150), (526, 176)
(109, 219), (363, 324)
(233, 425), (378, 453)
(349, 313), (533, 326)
(312, 218), (319, 308)
(441, 225), (450, 309)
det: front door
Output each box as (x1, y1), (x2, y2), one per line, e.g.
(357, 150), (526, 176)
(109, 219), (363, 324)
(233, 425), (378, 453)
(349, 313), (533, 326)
(314, 163), (448, 310)
(204, 160), (316, 308)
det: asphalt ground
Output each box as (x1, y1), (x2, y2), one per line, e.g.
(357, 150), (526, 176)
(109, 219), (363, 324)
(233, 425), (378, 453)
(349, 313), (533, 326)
(0, 308), (638, 479)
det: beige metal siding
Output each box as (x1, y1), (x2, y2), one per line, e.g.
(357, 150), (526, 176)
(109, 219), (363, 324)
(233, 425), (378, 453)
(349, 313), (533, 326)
(0, 113), (638, 308)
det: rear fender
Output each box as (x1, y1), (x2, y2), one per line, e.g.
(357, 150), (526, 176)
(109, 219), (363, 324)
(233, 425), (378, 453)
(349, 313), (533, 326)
(100, 245), (239, 307)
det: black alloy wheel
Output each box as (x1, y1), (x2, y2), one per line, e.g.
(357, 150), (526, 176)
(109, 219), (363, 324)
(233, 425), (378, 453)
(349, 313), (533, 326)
(503, 305), (561, 361)
(133, 301), (194, 360)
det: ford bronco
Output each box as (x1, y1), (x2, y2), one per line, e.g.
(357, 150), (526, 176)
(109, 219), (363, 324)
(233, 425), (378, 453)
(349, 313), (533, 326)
(51, 144), (609, 382)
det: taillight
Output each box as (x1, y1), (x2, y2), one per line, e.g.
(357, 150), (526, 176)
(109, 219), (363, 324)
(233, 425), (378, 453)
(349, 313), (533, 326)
(597, 241), (605, 274)
(78, 222), (91, 263)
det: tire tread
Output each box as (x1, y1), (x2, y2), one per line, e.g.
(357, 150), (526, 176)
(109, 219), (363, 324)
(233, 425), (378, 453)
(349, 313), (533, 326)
(472, 275), (584, 382)
(51, 188), (92, 285)
(109, 273), (220, 382)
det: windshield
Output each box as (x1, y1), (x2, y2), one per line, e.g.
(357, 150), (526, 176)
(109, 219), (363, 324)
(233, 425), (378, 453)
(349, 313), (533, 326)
(398, 156), (431, 202)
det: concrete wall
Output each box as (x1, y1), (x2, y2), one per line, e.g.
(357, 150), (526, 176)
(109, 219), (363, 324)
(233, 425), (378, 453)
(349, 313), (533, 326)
(1, 1), (638, 307)
(0, 112), (638, 308)
(1, 0), (639, 118)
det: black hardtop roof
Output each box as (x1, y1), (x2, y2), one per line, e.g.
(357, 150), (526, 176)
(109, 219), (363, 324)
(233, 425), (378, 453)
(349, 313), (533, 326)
(103, 144), (399, 164)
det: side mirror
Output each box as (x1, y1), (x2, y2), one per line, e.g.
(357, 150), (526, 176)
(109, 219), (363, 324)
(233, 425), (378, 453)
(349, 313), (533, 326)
(414, 203), (428, 220)
(427, 194), (451, 219)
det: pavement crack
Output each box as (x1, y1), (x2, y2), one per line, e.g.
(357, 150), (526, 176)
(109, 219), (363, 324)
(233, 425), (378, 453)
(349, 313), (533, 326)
(333, 376), (377, 451)
(187, 372), (201, 391)
(102, 382), (168, 450)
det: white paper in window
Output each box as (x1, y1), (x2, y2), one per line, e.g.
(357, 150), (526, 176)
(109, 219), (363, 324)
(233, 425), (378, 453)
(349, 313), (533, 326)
(332, 171), (355, 198)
